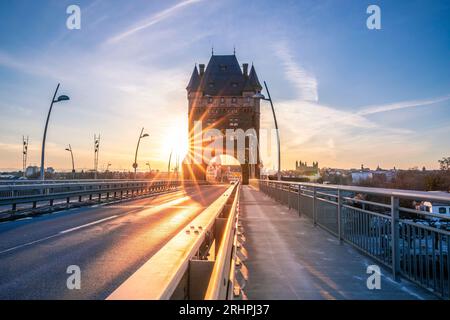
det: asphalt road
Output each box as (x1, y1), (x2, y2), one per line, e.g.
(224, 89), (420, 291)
(0, 185), (228, 299)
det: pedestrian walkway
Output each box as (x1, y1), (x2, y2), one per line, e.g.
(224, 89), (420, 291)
(240, 185), (438, 300)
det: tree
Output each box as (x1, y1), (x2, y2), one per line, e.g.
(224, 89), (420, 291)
(438, 157), (450, 171)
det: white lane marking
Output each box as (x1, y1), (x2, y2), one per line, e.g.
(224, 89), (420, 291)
(0, 234), (59, 255)
(0, 215), (119, 255)
(59, 215), (119, 234)
(15, 217), (33, 221)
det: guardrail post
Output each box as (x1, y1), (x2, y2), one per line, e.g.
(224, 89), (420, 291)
(390, 196), (400, 281)
(288, 185), (291, 210)
(337, 189), (342, 244)
(269, 182), (272, 198)
(297, 185), (301, 217)
(312, 186), (317, 226)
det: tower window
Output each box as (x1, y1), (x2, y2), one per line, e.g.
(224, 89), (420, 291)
(231, 97), (237, 103)
(231, 82), (238, 88)
(207, 97), (213, 103)
(208, 82), (214, 88)
(219, 64), (227, 71)
(220, 97), (225, 103)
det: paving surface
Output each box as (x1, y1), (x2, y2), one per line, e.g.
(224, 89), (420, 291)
(240, 185), (438, 300)
(0, 185), (228, 299)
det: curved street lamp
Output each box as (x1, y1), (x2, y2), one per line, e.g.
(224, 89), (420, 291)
(145, 161), (151, 173)
(133, 127), (149, 179)
(40, 83), (70, 180)
(253, 81), (281, 180)
(168, 149), (173, 178)
(65, 144), (75, 179)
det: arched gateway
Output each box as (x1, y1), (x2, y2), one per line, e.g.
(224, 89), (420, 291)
(182, 53), (262, 185)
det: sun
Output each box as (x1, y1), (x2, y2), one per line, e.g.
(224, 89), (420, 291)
(161, 118), (188, 162)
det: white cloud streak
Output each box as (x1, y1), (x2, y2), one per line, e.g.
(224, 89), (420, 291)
(357, 95), (450, 116)
(274, 42), (318, 102)
(107, 0), (203, 44)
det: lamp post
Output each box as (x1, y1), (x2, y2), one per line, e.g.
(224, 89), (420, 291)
(133, 127), (149, 179)
(175, 153), (180, 180)
(94, 134), (100, 179)
(253, 81), (281, 180)
(40, 83), (70, 180)
(22, 136), (29, 178)
(65, 144), (75, 179)
(145, 161), (151, 173)
(106, 163), (112, 172)
(168, 149), (173, 179)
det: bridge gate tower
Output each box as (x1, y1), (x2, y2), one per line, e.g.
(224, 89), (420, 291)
(182, 53), (262, 185)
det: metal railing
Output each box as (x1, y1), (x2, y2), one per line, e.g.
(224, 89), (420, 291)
(205, 181), (241, 299)
(107, 182), (242, 300)
(0, 179), (142, 185)
(0, 180), (195, 214)
(256, 179), (450, 299)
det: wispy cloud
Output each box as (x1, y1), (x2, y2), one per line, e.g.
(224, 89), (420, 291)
(107, 0), (204, 44)
(357, 95), (450, 115)
(263, 42), (443, 170)
(274, 42), (318, 102)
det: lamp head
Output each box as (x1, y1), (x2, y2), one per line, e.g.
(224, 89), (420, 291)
(141, 133), (149, 138)
(56, 95), (70, 102)
(252, 92), (265, 99)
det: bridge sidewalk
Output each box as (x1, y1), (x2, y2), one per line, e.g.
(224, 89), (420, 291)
(240, 185), (438, 300)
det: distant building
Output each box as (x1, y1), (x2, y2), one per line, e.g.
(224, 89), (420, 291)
(372, 166), (396, 182)
(25, 166), (39, 177)
(295, 160), (319, 175)
(46, 167), (55, 174)
(351, 171), (373, 183)
(281, 160), (320, 181)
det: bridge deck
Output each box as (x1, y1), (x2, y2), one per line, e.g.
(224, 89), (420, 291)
(240, 185), (438, 300)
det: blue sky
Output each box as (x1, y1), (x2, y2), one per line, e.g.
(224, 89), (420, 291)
(0, 0), (449, 172)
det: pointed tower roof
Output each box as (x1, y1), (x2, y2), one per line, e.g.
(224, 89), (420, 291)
(200, 54), (245, 96)
(244, 65), (262, 91)
(186, 65), (201, 92)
